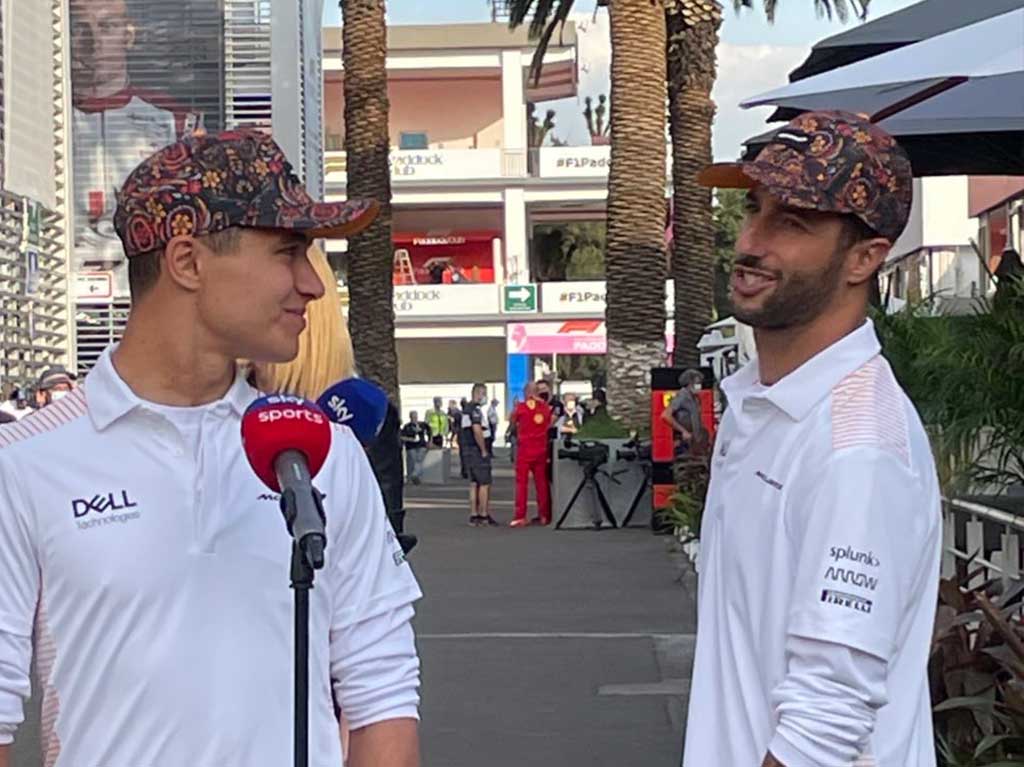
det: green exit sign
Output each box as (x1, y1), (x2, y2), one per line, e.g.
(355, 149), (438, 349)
(503, 284), (537, 313)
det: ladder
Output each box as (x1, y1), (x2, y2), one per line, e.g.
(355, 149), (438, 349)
(393, 249), (417, 285)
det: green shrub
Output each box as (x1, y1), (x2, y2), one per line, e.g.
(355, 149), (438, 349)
(874, 282), (1024, 494)
(575, 409), (632, 439)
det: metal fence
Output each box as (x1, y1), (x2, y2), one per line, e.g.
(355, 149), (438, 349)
(943, 497), (1023, 592)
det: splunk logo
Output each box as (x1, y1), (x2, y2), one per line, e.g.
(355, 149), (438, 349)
(829, 545), (880, 568)
(72, 491), (141, 531)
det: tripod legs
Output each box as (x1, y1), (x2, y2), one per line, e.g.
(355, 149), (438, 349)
(555, 472), (620, 530)
(555, 474), (590, 529)
(620, 465), (652, 528)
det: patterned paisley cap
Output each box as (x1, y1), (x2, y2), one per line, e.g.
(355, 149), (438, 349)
(114, 129), (379, 258)
(698, 111), (912, 243)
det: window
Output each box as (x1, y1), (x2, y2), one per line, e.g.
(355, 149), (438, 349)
(399, 132), (428, 150)
(530, 221), (606, 281)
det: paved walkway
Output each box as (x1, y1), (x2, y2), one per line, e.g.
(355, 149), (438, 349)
(406, 463), (697, 767)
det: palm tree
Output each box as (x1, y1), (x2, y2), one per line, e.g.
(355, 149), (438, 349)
(511, 0), (667, 429)
(667, 1), (722, 368)
(511, 1), (871, 406)
(340, 0), (399, 398)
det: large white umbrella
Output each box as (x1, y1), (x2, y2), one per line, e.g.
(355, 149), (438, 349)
(738, 7), (1024, 175)
(741, 7), (1024, 118)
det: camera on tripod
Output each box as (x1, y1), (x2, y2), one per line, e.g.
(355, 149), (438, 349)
(558, 438), (610, 467)
(616, 437), (652, 463)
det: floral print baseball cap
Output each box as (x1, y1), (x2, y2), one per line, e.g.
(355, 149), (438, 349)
(698, 111), (913, 243)
(114, 129), (379, 258)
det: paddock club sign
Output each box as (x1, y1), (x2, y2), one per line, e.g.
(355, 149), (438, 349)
(392, 284), (499, 317)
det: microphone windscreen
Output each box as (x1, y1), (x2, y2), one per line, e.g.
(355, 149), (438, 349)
(241, 394), (332, 491)
(316, 378), (389, 447)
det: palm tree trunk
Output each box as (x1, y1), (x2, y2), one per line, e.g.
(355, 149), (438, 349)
(341, 0), (398, 398)
(605, 0), (668, 429)
(667, 2), (721, 369)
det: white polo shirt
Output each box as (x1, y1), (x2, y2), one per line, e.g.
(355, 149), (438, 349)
(683, 321), (941, 767)
(0, 346), (422, 766)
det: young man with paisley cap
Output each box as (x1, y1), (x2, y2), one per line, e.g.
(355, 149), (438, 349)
(0, 131), (421, 767)
(683, 112), (941, 767)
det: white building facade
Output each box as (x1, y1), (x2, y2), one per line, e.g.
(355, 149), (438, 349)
(323, 22), (675, 423)
(882, 176), (1002, 313)
(0, 0), (75, 388)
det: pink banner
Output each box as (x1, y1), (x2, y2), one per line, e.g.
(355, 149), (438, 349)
(507, 321), (606, 354)
(508, 321), (674, 356)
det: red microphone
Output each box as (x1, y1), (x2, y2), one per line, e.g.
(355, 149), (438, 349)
(242, 394), (332, 568)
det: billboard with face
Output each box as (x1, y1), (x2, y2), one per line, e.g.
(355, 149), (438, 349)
(69, 0), (224, 295)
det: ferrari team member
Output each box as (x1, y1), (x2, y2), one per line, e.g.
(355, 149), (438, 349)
(509, 381), (553, 528)
(683, 111), (941, 767)
(0, 131), (421, 767)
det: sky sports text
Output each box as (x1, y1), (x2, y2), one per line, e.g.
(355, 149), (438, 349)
(256, 408), (326, 425)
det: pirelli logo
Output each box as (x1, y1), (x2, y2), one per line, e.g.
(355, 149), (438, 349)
(821, 588), (873, 615)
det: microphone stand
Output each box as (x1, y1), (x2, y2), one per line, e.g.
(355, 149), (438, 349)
(280, 488), (327, 767)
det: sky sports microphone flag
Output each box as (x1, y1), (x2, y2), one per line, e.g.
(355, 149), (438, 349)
(242, 394), (332, 569)
(316, 378), (389, 448)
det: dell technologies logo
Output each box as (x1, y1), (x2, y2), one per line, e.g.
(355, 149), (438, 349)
(72, 491), (141, 531)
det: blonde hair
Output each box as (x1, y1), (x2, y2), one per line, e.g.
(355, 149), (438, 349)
(253, 245), (356, 399)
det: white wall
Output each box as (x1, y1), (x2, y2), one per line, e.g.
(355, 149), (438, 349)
(893, 176), (972, 258)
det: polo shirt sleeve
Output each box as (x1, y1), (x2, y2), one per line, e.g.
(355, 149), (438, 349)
(326, 429), (422, 729)
(785, 446), (936, 661)
(469, 405), (484, 427)
(0, 459), (38, 744)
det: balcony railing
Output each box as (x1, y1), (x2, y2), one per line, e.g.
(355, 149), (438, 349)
(534, 145), (611, 178)
(325, 148), (505, 185)
(393, 283), (499, 318)
(323, 145), (631, 186)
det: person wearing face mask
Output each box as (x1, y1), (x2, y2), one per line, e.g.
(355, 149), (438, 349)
(34, 366), (77, 409)
(558, 393), (584, 437)
(661, 369), (708, 456)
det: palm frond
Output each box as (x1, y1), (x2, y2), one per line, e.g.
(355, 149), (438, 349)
(731, 0), (870, 23)
(505, 0), (577, 83)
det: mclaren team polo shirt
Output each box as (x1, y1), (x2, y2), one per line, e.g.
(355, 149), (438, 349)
(683, 321), (941, 767)
(0, 346), (422, 766)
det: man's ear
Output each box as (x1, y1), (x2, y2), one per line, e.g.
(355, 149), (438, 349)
(125, 23), (137, 50)
(163, 235), (203, 292)
(848, 237), (891, 287)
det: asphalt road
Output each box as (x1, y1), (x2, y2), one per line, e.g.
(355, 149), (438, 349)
(406, 464), (697, 767)
(10, 463), (698, 767)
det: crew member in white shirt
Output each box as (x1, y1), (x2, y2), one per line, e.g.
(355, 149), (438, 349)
(0, 131), (418, 766)
(683, 111), (941, 767)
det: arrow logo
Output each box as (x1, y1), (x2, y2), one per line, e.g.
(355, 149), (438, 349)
(508, 287), (532, 301)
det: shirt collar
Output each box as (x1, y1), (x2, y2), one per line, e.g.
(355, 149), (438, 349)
(721, 319), (882, 422)
(85, 345), (257, 431)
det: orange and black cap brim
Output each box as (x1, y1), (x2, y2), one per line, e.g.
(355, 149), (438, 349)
(696, 163), (757, 189)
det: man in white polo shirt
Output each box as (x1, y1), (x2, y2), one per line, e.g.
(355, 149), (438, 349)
(0, 131), (421, 766)
(683, 111), (941, 767)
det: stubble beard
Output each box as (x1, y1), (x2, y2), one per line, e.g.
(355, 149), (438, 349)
(731, 247), (847, 331)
